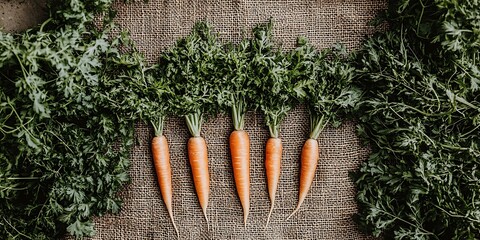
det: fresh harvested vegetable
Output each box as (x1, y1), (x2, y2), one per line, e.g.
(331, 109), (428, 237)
(0, 1), (146, 238)
(217, 37), (253, 226)
(159, 22), (223, 225)
(264, 137), (282, 226)
(288, 41), (360, 219)
(187, 136), (210, 222)
(291, 138), (319, 219)
(151, 135), (178, 237)
(229, 130), (251, 226)
(353, 0), (480, 239)
(248, 21), (294, 227)
(132, 66), (178, 237)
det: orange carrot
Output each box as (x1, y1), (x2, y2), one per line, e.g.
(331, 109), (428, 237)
(229, 130), (250, 226)
(265, 137), (282, 227)
(152, 135), (179, 237)
(287, 138), (319, 219)
(187, 136), (210, 224)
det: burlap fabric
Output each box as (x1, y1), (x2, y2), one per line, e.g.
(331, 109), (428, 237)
(89, 1), (385, 239)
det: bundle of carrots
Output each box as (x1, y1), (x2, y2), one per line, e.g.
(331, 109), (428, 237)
(139, 21), (359, 236)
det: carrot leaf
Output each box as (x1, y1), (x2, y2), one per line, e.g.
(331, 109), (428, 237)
(250, 21), (296, 138)
(295, 43), (360, 139)
(353, 1), (480, 238)
(159, 22), (223, 137)
(217, 40), (252, 131)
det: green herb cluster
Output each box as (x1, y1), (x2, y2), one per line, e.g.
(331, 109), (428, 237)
(249, 21), (293, 138)
(290, 38), (360, 140)
(217, 39), (252, 131)
(0, 1), (146, 239)
(353, 0), (480, 239)
(214, 20), (358, 139)
(159, 22), (223, 137)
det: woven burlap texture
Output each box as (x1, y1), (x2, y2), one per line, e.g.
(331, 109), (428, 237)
(89, 0), (385, 239)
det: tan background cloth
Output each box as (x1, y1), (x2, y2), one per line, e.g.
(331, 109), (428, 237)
(87, 0), (386, 239)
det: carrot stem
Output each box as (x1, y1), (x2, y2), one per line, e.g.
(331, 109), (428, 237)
(151, 115), (165, 137)
(309, 111), (326, 140)
(232, 96), (246, 131)
(185, 110), (203, 137)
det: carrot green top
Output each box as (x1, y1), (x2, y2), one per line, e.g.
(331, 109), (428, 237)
(159, 22), (223, 137)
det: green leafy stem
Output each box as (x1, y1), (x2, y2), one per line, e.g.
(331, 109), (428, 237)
(309, 111), (327, 140)
(231, 97), (246, 131)
(185, 110), (203, 137)
(151, 115), (166, 137)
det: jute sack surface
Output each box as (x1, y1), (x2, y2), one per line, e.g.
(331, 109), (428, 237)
(90, 1), (385, 239)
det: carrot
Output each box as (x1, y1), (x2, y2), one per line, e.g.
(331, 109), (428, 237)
(229, 130), (250, 226)
(265, 137), (282, 227)
(187, 136), (210, 224)
(151, 135), (179, 237)
(248, 20), (297, 226)
(287, 138), (319, 220)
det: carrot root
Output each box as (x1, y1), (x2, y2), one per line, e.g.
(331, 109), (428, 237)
(264, 137), (282, 228)
(286, 203), (302, 220)
(230, 130), (250, 227)
(287, 138), (319, 220)
(265, 199), (275, 228)
(167, 207), (179, 238)
(187, 136), (210, 228)
(203, 207), (210, 232)
(151, 136), (179, 237)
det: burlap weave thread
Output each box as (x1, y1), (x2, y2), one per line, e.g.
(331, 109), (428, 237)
(90, 1), (385, 239)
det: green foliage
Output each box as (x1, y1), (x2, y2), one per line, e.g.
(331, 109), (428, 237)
(353, 0), (480, 239)
(287, 36), (319, 101)
(159, 22), (223, 137)
(0, 1), (146, 239)
(249, 21), (294, 138)
(291, 39), (360, 139)
(217, 39), (252, 131)
(47, 0), (110, 22)
(130, 65), (173, 137)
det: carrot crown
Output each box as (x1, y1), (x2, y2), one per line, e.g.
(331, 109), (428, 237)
(151, 116), (165, 137)
(231, 99), (246, 131)
(185, 110), (203, 137)
(309, 112), (326, 140)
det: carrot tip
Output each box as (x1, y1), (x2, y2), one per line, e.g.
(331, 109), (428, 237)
(203, 208), (210, 232)
(167, 209), (179, 239)
(265, 201), (275, 229)
(243, 211), (248, 229)
(286, 204), (301, 221)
